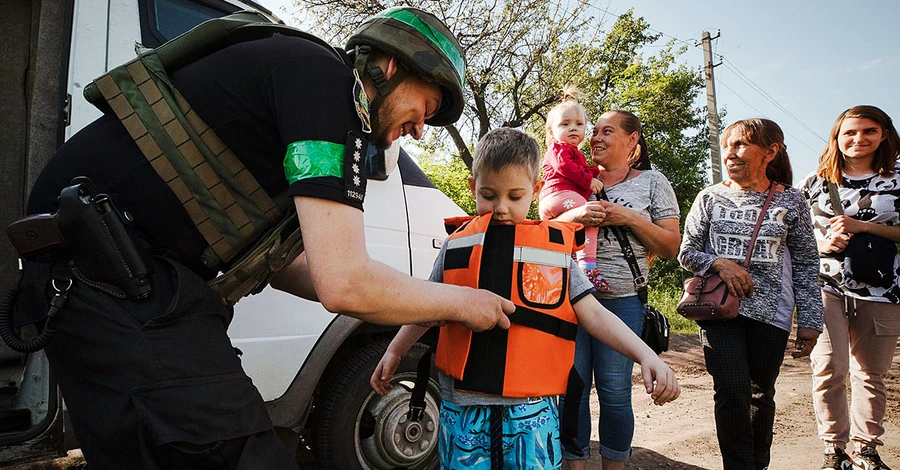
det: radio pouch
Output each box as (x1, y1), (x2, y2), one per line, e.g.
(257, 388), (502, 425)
(56, 180), (153, 299)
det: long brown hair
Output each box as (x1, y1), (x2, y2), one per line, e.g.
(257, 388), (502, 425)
(603, 110), (651, 170)
(722, 118), (793, 185)
(816, 105), (900, 184)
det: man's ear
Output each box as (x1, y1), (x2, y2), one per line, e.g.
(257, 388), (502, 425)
(383, 56), (399, 80)
(468, 175), (476, 198)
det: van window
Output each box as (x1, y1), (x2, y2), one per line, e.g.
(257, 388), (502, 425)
(140, 0), (239, 47)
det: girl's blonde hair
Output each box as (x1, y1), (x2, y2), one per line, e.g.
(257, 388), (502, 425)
(816, 105), (900, 184)
(544, 85), (588, 147)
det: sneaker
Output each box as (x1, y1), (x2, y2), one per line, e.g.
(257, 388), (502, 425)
(821, 445), (852, 470)
(584, 268), (611, 293)
(852, 446), (892, 470)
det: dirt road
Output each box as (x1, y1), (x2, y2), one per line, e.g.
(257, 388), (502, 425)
(620, 333), (900, 470)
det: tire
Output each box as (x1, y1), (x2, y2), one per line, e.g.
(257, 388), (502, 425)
(314, 339), (440, 470)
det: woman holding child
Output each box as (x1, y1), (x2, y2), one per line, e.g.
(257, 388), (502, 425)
(679, 118), (823, 470)
(800, 105), (900, 470)
(549, 109), (682, 470)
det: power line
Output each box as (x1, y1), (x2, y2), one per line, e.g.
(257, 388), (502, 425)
(716, 77), (823, 155)
(722, 0), (822, 53)
(718, 56), (826, 144)
(574, 0), (695, 46)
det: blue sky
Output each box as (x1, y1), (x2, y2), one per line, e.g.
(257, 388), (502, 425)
(258, 0), (899, 185)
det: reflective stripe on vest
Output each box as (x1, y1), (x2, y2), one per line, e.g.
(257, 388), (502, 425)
(435, 214), (584, 398)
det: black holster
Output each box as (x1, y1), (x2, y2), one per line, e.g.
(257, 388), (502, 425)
(7, 179), (153, 300)
(56, 180), (153, 299)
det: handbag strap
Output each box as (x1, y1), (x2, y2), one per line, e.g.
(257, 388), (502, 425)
(826, 181), (844, 216)
(598, 189), (648, 304)
(742, 182), (778, 269)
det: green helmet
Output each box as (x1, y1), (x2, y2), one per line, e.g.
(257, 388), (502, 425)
(347, 7), (466, 127)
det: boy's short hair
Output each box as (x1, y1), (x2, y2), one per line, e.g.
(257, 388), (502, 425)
(471, 128), (541, 182)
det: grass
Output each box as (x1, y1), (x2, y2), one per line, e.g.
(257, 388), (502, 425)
(647, 284), (696, 334)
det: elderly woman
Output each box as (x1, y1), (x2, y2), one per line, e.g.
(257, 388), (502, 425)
(800, 105), (900, 470)
(550, 110), (681, 470)
(678, 118), (823, 470)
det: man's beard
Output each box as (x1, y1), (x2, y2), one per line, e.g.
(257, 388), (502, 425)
(369, 97), (395, 151)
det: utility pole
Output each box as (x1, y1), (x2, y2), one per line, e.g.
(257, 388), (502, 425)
(699, 30), (723, 183)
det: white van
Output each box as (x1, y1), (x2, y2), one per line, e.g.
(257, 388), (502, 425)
(0, 0), (457, 468)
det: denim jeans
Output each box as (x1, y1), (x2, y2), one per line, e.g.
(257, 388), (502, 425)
(558, 294), (644, 461)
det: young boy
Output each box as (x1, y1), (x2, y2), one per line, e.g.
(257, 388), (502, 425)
(370, 128), (679, 469)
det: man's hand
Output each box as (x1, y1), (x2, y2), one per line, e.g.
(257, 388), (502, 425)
(457, 291), (515, 331)
(711, 258), (754, 298)
(791, 327), (820, 359)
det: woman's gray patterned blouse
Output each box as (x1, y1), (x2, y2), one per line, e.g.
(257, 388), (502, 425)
(679, 183), (823, 331)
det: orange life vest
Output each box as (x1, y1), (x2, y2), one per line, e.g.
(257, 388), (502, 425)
(434, 214), (585, 397)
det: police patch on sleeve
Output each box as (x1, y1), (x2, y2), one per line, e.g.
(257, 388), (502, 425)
(353, 69), (372, 134)
(344, 131), (369, 203)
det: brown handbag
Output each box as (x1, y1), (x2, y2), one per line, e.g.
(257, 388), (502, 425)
(677, 183), (777, 321)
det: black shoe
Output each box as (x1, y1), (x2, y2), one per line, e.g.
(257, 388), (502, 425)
(821, 446), (852, 470)
(852, 446), (892, 470)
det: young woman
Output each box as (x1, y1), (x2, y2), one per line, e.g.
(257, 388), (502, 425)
(800, 105), (900, 470)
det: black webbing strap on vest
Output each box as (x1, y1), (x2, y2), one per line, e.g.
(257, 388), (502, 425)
(407, 308), (586, 458)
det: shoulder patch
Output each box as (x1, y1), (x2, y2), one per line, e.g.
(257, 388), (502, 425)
(353, 69), (372, 134)
(344, 131), (369, 203)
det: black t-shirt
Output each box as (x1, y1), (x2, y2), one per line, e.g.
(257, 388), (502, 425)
(28, 34), (366, 278)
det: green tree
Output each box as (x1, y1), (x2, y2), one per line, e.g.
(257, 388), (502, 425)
(291, 1), (712, 295)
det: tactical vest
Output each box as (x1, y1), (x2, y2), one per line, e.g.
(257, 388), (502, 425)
(82, 11), (344, 304)
(435, 214), (585, 397)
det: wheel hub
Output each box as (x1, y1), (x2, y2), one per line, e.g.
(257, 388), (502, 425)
(359, 379), (439, 468)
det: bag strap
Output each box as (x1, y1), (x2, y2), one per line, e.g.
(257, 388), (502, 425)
(826, 181), (844, 216)
(598, 189), (648, 304)
(743, 183), (778, 269)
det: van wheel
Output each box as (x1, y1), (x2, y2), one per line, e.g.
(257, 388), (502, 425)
(314, 339), (440, 470)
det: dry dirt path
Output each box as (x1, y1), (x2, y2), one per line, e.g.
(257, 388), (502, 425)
(618, 333), (900, 470)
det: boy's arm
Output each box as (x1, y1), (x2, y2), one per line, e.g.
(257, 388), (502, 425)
(370, 324), (430, 396)
(573, 295), (680, 405)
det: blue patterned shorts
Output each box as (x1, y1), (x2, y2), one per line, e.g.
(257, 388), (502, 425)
(438, 397), (561, 470)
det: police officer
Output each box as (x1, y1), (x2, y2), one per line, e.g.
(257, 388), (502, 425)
(15, 7), (514, 469)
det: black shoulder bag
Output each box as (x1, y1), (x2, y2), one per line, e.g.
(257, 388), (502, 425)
(599, 190), (669, 354)
(826, 181), (896, 288)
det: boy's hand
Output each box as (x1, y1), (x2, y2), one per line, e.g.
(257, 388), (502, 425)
(589, 178), (604, 194)
(370, 351), (402, 396)
(640, 357), (680, 405)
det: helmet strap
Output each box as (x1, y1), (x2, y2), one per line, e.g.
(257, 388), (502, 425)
(353, 45), (409, 100)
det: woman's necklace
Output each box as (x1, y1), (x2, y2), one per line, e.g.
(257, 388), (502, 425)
(612, 167), (632, 187)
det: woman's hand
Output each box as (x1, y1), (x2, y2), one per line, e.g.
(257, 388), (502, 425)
(570, 201), (606, 227)
(711, 258), (754, 298)
(596, 199), (635, 228)
(819, 232), (853, 254)
(828, 215), (866, 235)
(791, 327), (820, 359)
